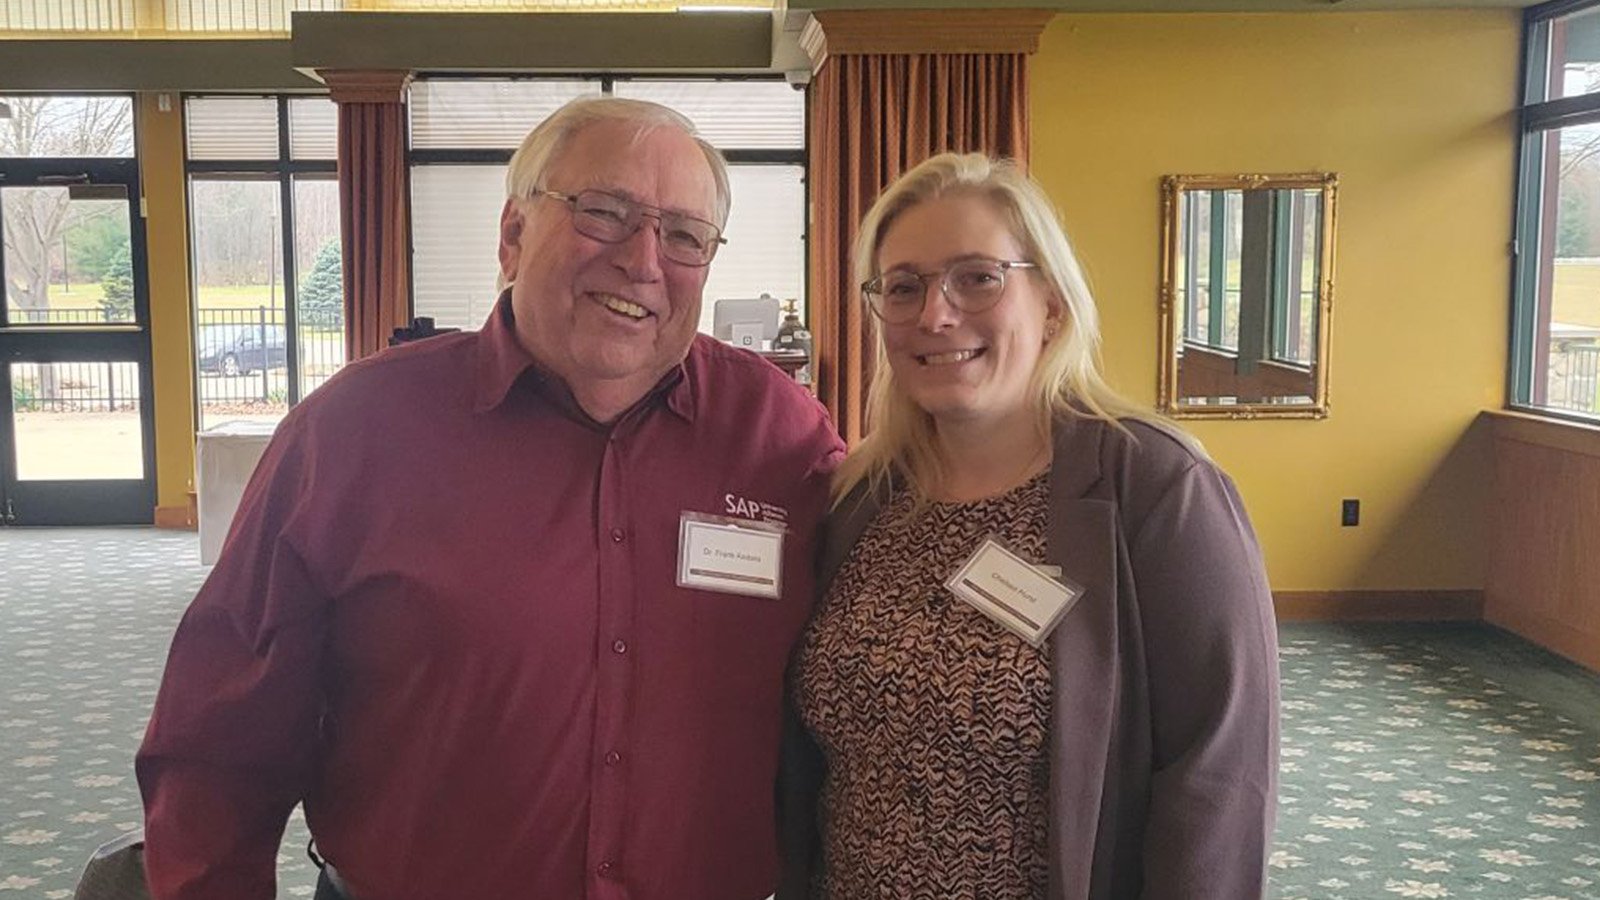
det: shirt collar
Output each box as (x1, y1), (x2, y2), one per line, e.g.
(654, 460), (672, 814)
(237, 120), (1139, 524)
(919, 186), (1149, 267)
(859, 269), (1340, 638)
(473, 288), (697, 425)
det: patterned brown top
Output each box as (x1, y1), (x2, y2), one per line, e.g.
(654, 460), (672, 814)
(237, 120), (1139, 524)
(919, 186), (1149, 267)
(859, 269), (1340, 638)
(796, 471), (1053, 900)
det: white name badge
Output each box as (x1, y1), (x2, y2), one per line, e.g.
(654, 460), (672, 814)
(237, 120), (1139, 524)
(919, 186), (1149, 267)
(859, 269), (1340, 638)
(677, 511), (785, 599)
(946, 536), (1083, 647)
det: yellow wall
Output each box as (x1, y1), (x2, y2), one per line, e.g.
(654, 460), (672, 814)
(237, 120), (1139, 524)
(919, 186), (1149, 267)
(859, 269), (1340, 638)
(136, 92), (196, 520)
(1031, 11), (1520, 591)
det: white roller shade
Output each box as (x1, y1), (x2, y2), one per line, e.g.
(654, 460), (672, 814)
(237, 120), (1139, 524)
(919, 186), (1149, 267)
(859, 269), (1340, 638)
(410, 80), (601, 151)
(613, 80), (803, 150)
(289, 97), (338, 161)
(411, 164), (508, 331)
(410, 163), (803, 336)
(700, 164), (806, 333)
(186, 96), (279, 160)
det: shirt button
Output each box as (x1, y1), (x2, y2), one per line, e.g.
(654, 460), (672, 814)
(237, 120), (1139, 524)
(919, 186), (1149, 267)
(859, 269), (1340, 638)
(604, 750), (622, 767)
(612, 639), (628, 655)
(597, 860), (617, 879)
(609, 528), (625, 543)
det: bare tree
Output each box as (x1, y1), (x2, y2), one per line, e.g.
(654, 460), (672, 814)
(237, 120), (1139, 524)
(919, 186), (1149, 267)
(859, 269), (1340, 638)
(192, 179), (280, 288)
(1, 96), (134, 323)
(1560, 127), (1600, 182)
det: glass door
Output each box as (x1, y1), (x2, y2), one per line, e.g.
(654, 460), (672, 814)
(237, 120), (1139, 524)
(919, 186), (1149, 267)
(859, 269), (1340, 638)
(0, 158), (155, 525)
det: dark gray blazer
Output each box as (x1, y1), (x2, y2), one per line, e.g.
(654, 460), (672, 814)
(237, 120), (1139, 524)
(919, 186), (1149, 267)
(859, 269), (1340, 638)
(778, 414), (1279, 900)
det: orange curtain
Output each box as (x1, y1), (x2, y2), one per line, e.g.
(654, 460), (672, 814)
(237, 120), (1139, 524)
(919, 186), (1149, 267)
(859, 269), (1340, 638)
(327, 70), (412, 362)
(809, 52), (1030, 445)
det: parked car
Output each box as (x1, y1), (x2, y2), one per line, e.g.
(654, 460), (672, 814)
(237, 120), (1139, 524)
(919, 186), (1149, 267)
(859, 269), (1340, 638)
(197, 323), (288, 377)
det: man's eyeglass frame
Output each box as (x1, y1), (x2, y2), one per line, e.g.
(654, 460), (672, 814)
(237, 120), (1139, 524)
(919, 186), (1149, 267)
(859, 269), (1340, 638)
(531, 187), (727, 268)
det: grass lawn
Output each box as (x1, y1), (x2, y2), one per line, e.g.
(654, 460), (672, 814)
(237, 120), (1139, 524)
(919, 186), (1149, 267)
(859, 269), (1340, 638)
(1553, 262), (1600, 327)
(34, 283), (108, 309)
(36, 270), (1600, 329)
(193, 284), (292, 309)
(36, 283), (299, 313)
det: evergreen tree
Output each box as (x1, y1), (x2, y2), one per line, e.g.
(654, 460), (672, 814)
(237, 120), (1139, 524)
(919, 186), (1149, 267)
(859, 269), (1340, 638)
(99, 244), (134, 321)
(69, 212), (131, 283)
(298, 240), (344, 328)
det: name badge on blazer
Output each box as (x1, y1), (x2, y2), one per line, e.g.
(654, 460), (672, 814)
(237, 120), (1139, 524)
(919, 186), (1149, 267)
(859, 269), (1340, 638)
(677, 511), (785, 599)
(946, 536), (1083, 647)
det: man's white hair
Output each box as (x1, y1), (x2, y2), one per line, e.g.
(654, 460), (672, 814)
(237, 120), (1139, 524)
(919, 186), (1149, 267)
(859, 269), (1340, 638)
(504, 96), (731, 227)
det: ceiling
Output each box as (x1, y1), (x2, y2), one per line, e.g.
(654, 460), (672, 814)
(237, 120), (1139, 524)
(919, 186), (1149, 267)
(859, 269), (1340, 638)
(788, 0), (1540, 11)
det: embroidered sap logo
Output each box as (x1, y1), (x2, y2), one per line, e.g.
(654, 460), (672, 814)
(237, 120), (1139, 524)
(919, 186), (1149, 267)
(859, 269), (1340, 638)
(725, 493), (788, 526)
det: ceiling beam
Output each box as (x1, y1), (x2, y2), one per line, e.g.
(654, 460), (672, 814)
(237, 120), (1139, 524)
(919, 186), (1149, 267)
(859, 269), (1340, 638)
(291, 11), (773, 73)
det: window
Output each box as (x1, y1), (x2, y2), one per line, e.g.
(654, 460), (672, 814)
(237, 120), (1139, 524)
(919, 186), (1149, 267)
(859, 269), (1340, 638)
(1269, 189), (1321, 368)
(0, 93), (157, 524)
(1513, 2), (1600, 419)
(185, 95), (343, 429)
(1174, 183), (1321, 386)
(0, 95), (136, 325)
(409, 76), (806, 336)
(1179, 191), (1241, 353)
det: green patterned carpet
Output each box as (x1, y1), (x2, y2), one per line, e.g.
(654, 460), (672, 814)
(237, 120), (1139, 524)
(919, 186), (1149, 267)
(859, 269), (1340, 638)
(1, 528), (1598, 898)
(0, 529), (316, 897)
(1274, 623), (1600, 899)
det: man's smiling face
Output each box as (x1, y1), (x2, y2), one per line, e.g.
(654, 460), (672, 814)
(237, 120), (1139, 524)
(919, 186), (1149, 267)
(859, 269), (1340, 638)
(498, 117), (719, 404)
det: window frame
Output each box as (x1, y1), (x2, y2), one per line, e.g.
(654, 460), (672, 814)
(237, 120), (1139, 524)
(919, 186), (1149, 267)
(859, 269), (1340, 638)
(1269, 189), (1317, 369)
(1179, 190), (1239, 354)
(182, 92), (338, 420)
(1512, 0), (1600, 423)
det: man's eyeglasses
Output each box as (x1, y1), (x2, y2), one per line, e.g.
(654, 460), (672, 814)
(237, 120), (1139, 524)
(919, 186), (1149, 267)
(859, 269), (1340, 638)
(533, 188), (726, 267)
(861, 258), (1039, 325)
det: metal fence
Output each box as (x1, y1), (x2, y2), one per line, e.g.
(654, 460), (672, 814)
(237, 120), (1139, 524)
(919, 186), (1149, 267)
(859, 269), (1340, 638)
(195, 306), (344, 410)
(4, 306), (344, 412)
(1550, 343), (1600, 414)
(10, 361), (142, 414)
(10, 309), (128, 324)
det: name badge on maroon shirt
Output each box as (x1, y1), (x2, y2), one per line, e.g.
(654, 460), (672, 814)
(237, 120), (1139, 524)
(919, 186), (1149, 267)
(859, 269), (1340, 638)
(677, 511), (785, 599)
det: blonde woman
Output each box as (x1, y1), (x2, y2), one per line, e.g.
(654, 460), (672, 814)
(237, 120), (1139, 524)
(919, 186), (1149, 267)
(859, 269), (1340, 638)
(779, 154), (1278, 900)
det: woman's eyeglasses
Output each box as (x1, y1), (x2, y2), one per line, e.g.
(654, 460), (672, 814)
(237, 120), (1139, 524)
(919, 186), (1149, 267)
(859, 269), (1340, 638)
(862, 258), (1038, 325)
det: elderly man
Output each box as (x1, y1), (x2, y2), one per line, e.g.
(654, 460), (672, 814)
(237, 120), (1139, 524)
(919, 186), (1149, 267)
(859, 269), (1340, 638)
(137, 97), (842, 900)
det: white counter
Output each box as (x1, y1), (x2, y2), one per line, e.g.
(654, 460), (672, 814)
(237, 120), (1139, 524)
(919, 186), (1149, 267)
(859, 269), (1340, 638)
(196, 420), (278, 566)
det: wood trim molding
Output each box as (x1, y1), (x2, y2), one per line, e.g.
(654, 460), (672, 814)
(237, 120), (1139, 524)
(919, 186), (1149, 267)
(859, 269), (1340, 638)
(1487, 603), (1600, 674)
(153, 504), (196, 530)
(800, 8), (1054, 70)
(1483, 408), (1600, 460)
(1274, 590), (1484, 622)
(321, 69), (412, 105)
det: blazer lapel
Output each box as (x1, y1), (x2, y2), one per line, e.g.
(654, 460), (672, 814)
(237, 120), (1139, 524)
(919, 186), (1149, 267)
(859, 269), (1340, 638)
(1045, 416), (1125, 900)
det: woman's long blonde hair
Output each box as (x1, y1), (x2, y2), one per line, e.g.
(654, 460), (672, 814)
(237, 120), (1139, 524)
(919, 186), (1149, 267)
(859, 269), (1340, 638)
(832, 153), (1159, 506)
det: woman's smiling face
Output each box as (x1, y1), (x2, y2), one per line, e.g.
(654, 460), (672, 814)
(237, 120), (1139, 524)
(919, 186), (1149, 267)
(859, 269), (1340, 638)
(875, 192), (1058, 429)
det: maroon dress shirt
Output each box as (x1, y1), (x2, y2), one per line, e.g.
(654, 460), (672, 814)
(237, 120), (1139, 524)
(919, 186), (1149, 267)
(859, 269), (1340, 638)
(137, 296), (843, 900)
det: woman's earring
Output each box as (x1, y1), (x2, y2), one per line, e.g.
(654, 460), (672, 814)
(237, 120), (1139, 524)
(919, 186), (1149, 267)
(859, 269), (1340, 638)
(1044, 319), (1060, 341)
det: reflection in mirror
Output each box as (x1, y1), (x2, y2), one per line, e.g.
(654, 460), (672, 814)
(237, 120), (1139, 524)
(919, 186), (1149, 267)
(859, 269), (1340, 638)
(1159, 173), (1337, 419)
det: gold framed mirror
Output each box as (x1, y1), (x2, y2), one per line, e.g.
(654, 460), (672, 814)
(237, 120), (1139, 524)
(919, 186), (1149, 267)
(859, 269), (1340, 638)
(1158, 172), (1337, 419)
